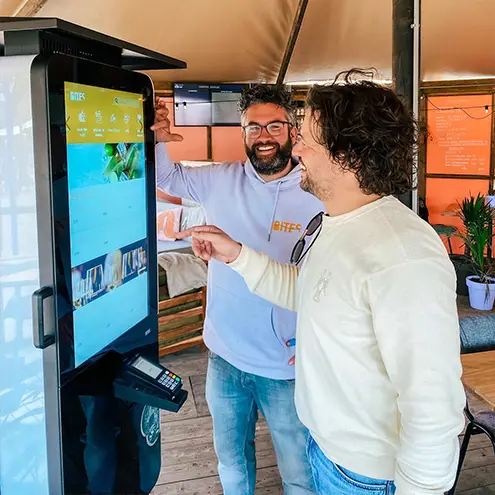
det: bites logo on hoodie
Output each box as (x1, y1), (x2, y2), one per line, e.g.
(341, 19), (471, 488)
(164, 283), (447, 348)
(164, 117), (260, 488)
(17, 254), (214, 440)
(272, 220), (302, 233)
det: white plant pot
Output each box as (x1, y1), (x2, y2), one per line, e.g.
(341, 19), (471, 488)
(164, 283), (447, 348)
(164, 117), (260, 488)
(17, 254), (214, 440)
(466, 275), (495, 311)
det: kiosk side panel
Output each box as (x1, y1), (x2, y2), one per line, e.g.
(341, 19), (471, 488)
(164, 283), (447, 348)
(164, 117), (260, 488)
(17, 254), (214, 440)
(0, 55), (53, 495)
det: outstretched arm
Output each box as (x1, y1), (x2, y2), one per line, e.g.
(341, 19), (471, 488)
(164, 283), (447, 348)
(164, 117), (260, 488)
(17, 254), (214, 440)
(231, 245), (300, 312)
(152, 98), (214, 204)
(177, 226), (300, 311)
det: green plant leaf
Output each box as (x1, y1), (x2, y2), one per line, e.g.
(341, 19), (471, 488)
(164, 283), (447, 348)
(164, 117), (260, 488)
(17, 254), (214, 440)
(456, 193), (495, 282)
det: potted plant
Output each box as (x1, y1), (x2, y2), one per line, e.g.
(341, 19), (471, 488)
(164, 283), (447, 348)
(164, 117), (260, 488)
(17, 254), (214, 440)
(456, 193), (495, 310)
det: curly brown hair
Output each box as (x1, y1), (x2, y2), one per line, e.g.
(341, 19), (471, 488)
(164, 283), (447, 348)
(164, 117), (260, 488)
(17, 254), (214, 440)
(238, 83), (297, 126)
(305, 69), (417, 196)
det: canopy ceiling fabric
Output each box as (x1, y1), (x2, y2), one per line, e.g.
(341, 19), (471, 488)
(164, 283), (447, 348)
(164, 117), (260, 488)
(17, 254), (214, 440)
(1, 0), (495, 84)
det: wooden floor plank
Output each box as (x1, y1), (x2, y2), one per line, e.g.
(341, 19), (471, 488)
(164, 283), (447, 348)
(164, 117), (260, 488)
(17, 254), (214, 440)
(459, 485), (495, 494)
(458, 465), (495, 492)
(161, 415), (214, 444)
(162, 432), (275, 467)
(152, 466), (282, 495)
(255, 486), (284, 495)
(158, 447), (278, 484)
(462, 447), (495, 470)
(161, 415), (270, 446)
(190, 373), (210, 417)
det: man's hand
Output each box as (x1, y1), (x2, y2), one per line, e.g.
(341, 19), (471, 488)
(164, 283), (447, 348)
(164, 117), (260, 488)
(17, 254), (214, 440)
(176, 226), (242, 263)
(151, 97), (184, 143)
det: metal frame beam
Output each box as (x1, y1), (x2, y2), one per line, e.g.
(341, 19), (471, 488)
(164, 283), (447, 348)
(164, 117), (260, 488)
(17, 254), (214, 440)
(14, 0), (48, 16)
(276, 0), (309, 85)
(393, 0), (421, 212)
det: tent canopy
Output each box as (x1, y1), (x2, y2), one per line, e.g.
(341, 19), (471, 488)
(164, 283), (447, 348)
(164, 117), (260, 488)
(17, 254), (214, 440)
(1, 0), (494, 86)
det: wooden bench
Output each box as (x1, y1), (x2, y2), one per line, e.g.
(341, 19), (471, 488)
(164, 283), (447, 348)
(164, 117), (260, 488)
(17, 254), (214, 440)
(158, 285), (207, 356)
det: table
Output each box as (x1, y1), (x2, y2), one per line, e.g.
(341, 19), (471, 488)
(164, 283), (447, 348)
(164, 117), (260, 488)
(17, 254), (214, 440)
(461, 350), (495, 412)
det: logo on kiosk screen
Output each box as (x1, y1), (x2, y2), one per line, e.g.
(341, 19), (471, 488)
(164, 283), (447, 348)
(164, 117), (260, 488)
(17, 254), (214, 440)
(141, 405), (160, 447)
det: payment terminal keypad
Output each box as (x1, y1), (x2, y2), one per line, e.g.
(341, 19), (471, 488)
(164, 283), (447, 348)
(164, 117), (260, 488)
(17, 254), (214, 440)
(158, 368), (181, 394)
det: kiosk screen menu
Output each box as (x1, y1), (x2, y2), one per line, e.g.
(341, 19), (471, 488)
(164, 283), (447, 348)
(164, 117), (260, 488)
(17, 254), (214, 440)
(64, 82), (149, 367)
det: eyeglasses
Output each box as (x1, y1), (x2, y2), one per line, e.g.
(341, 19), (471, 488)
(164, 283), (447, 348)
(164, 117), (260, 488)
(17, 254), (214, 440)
(290, 211), (324, 265)
(242, 121), (292, 139)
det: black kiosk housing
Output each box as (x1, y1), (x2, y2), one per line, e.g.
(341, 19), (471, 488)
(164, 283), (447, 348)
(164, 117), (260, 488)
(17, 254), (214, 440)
(0, 18), (186, 495)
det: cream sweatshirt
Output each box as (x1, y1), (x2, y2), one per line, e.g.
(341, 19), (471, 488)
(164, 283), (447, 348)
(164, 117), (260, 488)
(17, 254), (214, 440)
(229, 195), (466, 495)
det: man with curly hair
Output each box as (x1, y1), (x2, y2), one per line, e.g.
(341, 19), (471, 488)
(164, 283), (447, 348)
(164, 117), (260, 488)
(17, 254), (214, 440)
(152, 84), (321, 494)
(177, 71), (466, 495)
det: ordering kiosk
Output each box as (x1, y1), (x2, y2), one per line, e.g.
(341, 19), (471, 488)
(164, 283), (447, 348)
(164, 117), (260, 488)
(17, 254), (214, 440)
(0, 18), (187, 495)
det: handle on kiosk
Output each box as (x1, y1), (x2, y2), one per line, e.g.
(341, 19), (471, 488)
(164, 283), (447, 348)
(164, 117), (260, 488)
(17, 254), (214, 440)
(32, 286), (55, 349)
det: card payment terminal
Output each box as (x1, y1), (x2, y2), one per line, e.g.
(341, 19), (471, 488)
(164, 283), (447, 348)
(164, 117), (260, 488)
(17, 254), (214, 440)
(127, 355), (182, 398)
(113, 354), (187, 412)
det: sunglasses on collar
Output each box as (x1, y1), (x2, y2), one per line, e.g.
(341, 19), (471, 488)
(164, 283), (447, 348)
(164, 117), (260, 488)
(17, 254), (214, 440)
(290, 211), (324, 265)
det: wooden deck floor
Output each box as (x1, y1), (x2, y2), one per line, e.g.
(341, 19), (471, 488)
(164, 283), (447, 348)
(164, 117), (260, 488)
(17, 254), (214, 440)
(151, 347), (495, 495)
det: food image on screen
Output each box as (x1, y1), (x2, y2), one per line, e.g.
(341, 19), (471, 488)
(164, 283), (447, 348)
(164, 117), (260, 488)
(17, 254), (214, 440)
(64, 82), (149, 367)
(103, 142), (145, 182)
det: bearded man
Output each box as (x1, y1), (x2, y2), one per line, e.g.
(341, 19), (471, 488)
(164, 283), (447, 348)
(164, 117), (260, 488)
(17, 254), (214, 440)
(152, 84), (322, 494)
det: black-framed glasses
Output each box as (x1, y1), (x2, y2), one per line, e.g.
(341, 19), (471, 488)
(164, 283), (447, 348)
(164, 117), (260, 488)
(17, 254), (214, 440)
(290, 211), (324, 265)
(242, 120), (292, 139)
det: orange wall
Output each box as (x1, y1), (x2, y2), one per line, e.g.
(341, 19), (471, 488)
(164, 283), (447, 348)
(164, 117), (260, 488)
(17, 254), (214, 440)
(426, 178), (490, 254)
(212, 126), (246, 162)
(424, 93), (494, 255)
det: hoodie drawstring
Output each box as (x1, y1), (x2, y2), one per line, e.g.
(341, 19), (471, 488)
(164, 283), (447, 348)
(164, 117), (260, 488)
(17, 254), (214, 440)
(268, 182), (282, 242)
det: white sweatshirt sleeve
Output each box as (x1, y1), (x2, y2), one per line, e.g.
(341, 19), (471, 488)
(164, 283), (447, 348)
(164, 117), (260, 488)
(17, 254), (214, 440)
(366, 257), (466, 495)
(229, 245), (300, 311)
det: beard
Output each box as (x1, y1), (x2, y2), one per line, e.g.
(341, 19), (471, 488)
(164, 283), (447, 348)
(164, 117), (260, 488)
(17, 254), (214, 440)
(300, 168), (328, 201)
(245, 138), (293, 175)
(300, 170), (317, 196)
(300, 172), (313, 194)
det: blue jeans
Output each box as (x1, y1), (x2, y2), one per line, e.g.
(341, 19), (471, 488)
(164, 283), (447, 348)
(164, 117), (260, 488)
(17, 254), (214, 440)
(307, 436), (396, 495)
(206, 352), (315, 494)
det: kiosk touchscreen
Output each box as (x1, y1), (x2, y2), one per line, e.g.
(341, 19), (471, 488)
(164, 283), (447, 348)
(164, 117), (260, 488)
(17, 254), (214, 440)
(62, 81), (150, 369)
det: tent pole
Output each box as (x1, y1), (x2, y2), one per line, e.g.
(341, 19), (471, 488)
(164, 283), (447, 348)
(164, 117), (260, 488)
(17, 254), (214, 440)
(276, 0), (309, 86)
(13, 0), (49, 16)
(393, 0), (421, 213)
